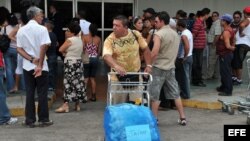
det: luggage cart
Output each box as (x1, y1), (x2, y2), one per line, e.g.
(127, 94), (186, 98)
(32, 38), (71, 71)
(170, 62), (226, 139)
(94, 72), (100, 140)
(218, 99), (250, 125)
(107, 72), (153, 107)
(217, 58), (250, 125)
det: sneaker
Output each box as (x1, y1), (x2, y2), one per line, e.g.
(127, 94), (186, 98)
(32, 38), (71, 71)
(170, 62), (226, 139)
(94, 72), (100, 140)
(233, 79), (242, 85)
(38, 120), (53, 127)
(6, 117), (18, 125)
(178, 118), (187, 126)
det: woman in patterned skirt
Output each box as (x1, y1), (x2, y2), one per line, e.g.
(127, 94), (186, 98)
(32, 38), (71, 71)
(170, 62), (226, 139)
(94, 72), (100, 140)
(55, 22), (87, 113)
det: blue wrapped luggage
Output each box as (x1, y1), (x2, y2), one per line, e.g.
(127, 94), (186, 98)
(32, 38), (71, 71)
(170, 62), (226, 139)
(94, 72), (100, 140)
(104, 103), (160, 141)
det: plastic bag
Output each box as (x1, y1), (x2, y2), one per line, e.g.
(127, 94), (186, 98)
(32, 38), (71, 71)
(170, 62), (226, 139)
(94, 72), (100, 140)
(104, 103), (160, 141)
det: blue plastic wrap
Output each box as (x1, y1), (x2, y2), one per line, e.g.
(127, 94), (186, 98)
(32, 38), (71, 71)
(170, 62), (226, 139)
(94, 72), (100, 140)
(104, 103), (160, 141)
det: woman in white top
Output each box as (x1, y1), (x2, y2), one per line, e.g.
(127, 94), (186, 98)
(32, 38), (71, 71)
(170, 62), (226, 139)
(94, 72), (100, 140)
(8, 12), (28, 93)
(55, 22), (87, 113)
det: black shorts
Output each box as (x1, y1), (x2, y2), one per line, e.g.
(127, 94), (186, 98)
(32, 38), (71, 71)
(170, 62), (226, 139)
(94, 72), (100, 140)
(83, 57), (99, 78)
(231, 44), (250, 69)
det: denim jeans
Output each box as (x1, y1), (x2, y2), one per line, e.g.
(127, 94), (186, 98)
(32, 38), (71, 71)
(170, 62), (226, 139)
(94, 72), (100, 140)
(3, 47), (17, 91)
(175, 56), (193, 99)
(0, 67), (11, 124)
(47, 55), (57, 89)
(182, 56), (193, 98)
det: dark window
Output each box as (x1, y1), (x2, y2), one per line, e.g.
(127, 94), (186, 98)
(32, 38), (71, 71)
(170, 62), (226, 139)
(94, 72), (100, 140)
(11, 0), (44, 13)
(104, 31), (113, 41)
(47, 1), (73, 27)
(104, 3), (133, 28)
(77, 2), (102, 28)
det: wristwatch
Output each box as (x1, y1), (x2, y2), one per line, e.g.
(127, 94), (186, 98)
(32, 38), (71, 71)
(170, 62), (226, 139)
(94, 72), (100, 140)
(30, 57), (34, 63)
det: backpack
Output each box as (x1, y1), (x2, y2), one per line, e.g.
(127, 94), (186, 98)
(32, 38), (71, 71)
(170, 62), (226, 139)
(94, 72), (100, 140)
(0, 27), (10, 53)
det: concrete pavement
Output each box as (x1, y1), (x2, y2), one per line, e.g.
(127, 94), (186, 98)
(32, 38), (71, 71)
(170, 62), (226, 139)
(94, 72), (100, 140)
(0, 100), (248, 141)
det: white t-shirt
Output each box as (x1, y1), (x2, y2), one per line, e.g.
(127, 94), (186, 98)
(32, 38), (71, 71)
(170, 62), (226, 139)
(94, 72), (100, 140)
(181, 29), (193, 56)
(16, 20), (51, 71)
(236, 18), (250, 47)
(79, 19), (91, 35)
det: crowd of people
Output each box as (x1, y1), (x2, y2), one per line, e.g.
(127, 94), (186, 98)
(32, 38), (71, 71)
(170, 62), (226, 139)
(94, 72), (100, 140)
(1, 3), (250, 128)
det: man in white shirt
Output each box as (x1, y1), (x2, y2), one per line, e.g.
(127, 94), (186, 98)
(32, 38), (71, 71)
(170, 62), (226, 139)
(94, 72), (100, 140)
(16, 6), (53, 128)
(78, 10), (91, 35)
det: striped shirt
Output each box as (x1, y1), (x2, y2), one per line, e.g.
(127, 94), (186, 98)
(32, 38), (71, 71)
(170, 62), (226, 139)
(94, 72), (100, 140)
(192, 18), (206, 49)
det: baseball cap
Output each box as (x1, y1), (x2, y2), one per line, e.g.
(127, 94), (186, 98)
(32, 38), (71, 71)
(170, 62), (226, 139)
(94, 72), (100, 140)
(243, 6), (250, 14)
(220, 14), (233, 23)
(143, 8), (156, 15)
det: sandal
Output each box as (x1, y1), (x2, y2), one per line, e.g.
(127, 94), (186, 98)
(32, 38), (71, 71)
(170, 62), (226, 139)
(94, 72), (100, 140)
(178, 118), (187, 126)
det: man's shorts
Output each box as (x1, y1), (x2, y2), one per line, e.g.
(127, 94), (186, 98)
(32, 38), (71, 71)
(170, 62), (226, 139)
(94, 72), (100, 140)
(232, 44), (250, 69)
(150, 67), (180, 101)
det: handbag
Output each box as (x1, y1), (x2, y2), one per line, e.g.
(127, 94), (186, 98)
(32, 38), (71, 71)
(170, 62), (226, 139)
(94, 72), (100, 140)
(116, 74), (140, 89)
(82, 48), (89, 64)
(0, 27), (10, 53)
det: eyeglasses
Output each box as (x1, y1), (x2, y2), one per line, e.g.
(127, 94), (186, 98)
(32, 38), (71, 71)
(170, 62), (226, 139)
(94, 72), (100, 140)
(212, 15), (218, 17)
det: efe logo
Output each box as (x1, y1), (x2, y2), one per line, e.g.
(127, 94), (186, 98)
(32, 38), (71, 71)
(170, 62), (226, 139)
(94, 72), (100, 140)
(228, 129), (246, 136)
(224, 125), (249, 141)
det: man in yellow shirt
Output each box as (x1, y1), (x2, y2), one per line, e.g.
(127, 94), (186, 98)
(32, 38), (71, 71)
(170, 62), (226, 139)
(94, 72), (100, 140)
(103, 15), (152, 104)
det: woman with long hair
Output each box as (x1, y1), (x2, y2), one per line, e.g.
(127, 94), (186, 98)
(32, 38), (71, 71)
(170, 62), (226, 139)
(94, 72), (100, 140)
(83, 23), (101, 101)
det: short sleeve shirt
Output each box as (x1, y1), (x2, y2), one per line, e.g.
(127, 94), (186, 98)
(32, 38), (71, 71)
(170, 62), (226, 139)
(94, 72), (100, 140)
(102, 29), (147, 72)
(207, 19), (222, 43)
(16, 20), (51, 71)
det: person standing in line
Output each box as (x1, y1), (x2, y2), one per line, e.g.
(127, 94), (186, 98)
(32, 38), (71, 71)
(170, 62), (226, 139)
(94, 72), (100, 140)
(16, 6), (53, 127)
(0, 8), (18, 125)
(231, 11), (242, 84)
(78, 10), (91, 36)
(205, 11), (222, 80)
(175, 19), (193, 99)
(83, 24), (101, 102)
(216, 14), (235, 96)
(191, 8), (210, 87)
(55, 22), (87, 113)
(48, 4), (64, 61)
(150, 11), (186, 125)
(7, 12), (29, 93)
(0, 47), (18, 125)
(44, 20), (58, 91)
(231, 7), (250, 85)
(0, 13), (18, 93)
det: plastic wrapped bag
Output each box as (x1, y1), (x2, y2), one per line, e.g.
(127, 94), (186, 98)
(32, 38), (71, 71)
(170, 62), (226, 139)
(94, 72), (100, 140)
(104, 103), (160, 141)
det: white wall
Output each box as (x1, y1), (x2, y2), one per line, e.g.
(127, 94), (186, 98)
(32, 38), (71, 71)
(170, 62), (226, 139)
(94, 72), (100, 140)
(0, 0), (6, 7)
(137, 0), (250, 17)
(0, 0), (11, 11)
